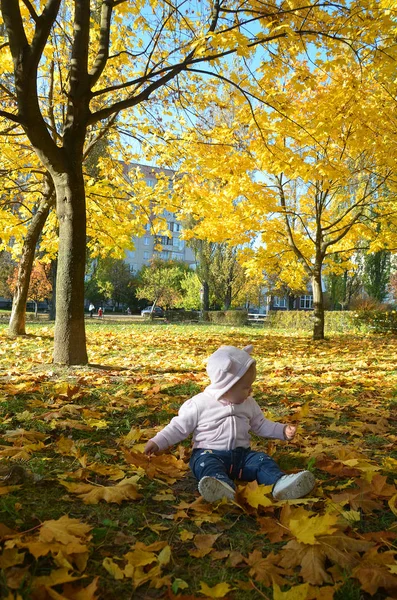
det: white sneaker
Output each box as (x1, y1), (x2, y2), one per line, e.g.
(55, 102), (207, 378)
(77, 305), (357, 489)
(272, 471), (315, 500)
(198, 476), (236, 502)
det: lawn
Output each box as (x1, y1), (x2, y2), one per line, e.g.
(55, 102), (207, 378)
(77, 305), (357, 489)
(0, 322), (396, 599)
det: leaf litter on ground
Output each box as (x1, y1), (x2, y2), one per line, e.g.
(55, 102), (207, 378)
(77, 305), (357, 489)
(0, 322), (396, 599)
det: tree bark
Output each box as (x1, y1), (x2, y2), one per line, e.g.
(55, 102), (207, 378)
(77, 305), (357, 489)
(223, 284), (232, 310)
(312, 268), (324, 340)
(201, 281), (210, 311)
(49, 259), (57, 320)
(53, 169), (88, 365)
(8, 185), (54, 336)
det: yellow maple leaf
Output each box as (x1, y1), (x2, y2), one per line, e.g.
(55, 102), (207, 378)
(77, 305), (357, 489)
(179, 529), (194, 541)
(60, 479), (141, 504)
(388, 493), (397, 517)
(273, 582), (310, 600)
(199, 581), (233, 598)
(288, 509), (339, 544)
(102, 557), (124, 580)
(240, 481), (273, 508)
(124, 549), (157, 567)
(32, 567), (81, 588)
(158, 545), (171, 566)
(0, 548), (25, 569)
(39, 515), (92, 548)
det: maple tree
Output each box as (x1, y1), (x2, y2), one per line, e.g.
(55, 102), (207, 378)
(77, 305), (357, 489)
(158, 53), (397, 339)
(9, 260), (52, 317)
(136, 258), (191, 310)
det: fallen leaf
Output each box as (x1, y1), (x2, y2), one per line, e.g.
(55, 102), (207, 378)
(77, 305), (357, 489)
(199, 581), (233, 598)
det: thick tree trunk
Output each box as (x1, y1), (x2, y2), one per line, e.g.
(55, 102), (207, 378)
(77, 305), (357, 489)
(53, 169), (88, 365)
(8, 190), (54, 336)
(312, 269), (324, 340)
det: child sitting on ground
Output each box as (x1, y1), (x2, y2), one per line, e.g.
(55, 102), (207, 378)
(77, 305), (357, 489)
(144, 344), (315, 503)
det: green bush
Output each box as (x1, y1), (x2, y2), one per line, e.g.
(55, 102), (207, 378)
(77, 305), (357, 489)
(164, 310), (199, 322)
(267, 310), (357, 333)
(224, 310), (248, 325)
(353, 310), (397, 333)
(205, 310), (248, 325)
(267, 311), (313, 331)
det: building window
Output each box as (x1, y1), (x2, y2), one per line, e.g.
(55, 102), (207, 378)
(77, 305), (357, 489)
(168, 222), (174, 232)
(146, 179), (156, 187)
(273, 296), (286, 308)
(174, 238), (184, 250)
(129, 251), (135, 258)
(143, 251), (149, 260)
(144, 237), (150, 246)
(300, 295), (313, 309)
(145, 223), (151, 231)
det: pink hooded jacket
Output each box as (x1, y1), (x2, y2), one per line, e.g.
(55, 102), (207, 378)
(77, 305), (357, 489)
(149, 345), (286, 451)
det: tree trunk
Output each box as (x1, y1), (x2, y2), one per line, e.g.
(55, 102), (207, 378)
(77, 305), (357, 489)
(8, 189), (54, 336)
(201, 281), (209, 311)
(53, 169), (88, 365)
(223, 284), (232, 310)
(312, 269), (324, 340)
(49, 259), (57, 320)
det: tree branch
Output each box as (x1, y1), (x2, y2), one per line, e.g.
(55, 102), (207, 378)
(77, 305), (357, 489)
(89, 0), (113, 88)
(0, 110), (25, 125)
(22, 0), (39, 22)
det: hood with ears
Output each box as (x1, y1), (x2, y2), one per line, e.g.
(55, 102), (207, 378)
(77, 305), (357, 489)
(205, 345), (255, 400)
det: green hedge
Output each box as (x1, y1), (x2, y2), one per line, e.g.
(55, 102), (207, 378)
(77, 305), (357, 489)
(164, 310), (200, 322)
(353, 310), (397, 333)
(267, 310), (397, 334)
(268, 310), (357, 333)
(203, 310), (248, 325)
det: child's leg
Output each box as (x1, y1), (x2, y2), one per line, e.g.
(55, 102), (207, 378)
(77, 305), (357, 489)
(190, 449), (236, 502)
(241, 450), (315, 499)
(190, 449), (235, 488)
(240, 450), (284, 486)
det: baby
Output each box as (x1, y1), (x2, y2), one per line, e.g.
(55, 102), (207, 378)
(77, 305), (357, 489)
(144, 344), (315, 502)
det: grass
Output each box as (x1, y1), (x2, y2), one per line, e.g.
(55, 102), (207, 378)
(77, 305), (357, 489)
(0, 322), (396, 599)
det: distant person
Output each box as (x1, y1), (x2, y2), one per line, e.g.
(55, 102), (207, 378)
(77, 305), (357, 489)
(144, 344), (315, 503)
(126, 307), (131, 315)
(88, 303), (95, 318)
(97, 307), (103, 318)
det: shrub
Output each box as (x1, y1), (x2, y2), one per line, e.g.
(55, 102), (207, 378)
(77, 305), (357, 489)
(267, 311), (313, 331)
(205, 310), (248, 325)
(353, 310), (397, 334)
(267, 310), (357, 333)
(164, 310), (199, 322)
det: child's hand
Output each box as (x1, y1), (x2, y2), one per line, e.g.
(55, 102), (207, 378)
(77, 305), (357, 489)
(144, 441), (159, 456)
(284, 425), (297, 440)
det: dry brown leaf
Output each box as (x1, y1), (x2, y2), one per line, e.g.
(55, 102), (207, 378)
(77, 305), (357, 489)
(60, 479), (141, 504)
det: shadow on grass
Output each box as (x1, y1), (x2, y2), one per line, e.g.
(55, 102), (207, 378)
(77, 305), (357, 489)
(87, 363), (130, 371)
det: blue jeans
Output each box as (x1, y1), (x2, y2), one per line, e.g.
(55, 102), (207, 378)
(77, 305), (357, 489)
(189, 447), (284, 489)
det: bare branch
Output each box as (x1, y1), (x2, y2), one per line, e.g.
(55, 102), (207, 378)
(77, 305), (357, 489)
(0, 110), (24, 125)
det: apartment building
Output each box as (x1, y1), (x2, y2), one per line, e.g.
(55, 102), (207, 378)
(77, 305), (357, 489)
(123, 164), (196, 273)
